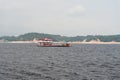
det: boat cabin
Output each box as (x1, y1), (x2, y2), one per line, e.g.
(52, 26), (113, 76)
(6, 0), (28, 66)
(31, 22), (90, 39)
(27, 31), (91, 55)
(37, 38), (71, 47)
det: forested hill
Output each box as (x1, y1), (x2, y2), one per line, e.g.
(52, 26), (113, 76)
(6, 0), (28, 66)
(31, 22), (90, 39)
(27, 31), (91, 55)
(0, 32), (120, 42)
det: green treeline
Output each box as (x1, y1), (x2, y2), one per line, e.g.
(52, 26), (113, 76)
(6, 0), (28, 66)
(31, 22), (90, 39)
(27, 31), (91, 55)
(0, 32), (120, 42)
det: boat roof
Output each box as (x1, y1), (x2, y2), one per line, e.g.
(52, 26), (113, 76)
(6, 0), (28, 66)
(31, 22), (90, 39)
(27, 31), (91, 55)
(38, 38), (52, 41)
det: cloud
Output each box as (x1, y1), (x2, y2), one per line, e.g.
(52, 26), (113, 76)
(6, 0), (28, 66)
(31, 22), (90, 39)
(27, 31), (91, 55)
(0, 0), (119, 36)
(0, 0), (26, 10)
(67, 5), (86, 17)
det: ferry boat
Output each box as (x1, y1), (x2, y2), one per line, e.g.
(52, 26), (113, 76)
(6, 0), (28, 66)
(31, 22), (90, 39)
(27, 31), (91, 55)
(37, 38), (71, 47)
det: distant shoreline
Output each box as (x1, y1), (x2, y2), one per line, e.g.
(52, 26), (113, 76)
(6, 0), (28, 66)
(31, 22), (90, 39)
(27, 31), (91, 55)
(70, 42), (120, 44)
(1, 41), (120, 44)
(0, 32), (120, 43)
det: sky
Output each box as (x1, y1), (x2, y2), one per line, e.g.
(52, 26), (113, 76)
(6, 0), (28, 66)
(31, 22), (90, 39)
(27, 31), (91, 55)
(0, 0), (120, 36)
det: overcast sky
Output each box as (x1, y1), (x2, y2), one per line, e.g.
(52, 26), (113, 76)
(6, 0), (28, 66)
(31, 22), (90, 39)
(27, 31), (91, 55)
(0, 0), (120, 36)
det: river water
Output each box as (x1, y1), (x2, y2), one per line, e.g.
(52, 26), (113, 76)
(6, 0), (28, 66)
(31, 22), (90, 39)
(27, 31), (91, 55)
(0, 43), (120, 80)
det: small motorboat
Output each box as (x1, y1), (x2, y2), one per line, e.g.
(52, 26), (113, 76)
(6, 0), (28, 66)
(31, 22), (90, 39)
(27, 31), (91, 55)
(37, 38), (71, 47)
